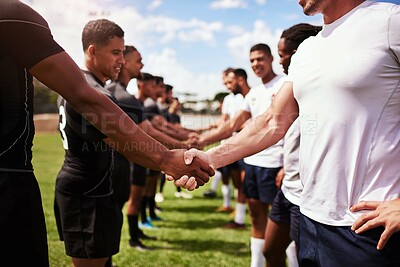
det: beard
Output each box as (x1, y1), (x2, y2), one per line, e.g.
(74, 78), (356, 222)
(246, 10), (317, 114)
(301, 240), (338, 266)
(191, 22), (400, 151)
(302, 0), (324, 16)
(232, 85), (241, 95)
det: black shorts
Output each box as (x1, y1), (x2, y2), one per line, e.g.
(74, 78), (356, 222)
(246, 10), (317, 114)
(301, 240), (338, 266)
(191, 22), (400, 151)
(147, 168), (161, 177)
(298, 214), (400, 266)
(0, 171), (49, 267)
(131, 163), (146, 186)
(111, 153), (130, 209)
(243, 165), (280, 204)
(218, 160), (242, 176)
(54, 190), (123, 258)
(269, 190), (300, 244)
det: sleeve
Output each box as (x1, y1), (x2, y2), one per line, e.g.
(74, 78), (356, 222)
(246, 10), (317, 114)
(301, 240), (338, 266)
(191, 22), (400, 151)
(143, 105), (161, 121)
(240, 92), (251, 112)
(221, 95), (229, 115)
(120, 102), (144, 125)
(388, 5), (400, 63)
(1, 3), (64, 69)
(65, 101), (107, 142)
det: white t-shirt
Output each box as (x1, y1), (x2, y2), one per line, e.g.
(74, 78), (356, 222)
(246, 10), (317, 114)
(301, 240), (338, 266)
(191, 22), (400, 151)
(281, 119), (302, 206)
(220, 93), (245, 144)
(221, 93), (244, 119)
(240, 75), (286, 168)
(288, 1), (400, 226)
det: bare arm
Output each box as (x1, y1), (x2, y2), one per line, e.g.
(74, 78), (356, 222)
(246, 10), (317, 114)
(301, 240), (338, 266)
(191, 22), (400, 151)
(151, 115), (190, 141)
(179, 82), (298, 172)
(29, 52), (213, 183)
(208, 82), (298, 169)
(139, 120), (188, 149)
(197, 110), (251, 147)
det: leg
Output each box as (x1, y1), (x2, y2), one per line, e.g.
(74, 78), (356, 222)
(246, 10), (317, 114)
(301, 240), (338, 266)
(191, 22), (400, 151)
(263, 218), (291, 267)
(71, 257), (108, 267)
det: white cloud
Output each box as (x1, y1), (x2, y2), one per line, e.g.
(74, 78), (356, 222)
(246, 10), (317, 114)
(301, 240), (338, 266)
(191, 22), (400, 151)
(226, 19), (284, 86)
(210, 0), (247, 9)
(146, 48), (221, 100)
(148, 0), (162, 11)
(255, 0), (267, 5)
(127, 48), (221, 100)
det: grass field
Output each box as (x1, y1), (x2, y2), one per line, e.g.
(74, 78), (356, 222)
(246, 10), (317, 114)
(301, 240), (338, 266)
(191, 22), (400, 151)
(32, 133), (251, 267)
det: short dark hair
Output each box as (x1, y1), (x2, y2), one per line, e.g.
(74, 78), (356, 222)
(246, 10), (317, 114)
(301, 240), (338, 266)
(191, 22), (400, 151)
(124, 45), (138, 56)
(165, 84), (173, 92)
(223, 67), (235, 76)
(82, 19), (124, 51)
(154, 76), (164, 85)
(138, 72), (154, 82)
(281, 23), (322, 52)
(250, 43), (272, 56)
(232, 68), (247, 80)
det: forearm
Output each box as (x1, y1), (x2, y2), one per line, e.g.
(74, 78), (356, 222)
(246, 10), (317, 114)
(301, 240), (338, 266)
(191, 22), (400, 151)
(207, 111), (290, 169)
(140, 121), (187, 149)
(152, 120), (189, 141)
(199, 113), (246, 146)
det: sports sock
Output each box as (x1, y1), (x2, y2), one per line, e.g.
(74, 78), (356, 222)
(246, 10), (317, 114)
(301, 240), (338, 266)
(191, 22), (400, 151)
(210, 170), (222, 191)
(159, 174), (166, 193)
(148, 196), (157, 218)
(141, 197), (147, 223)
(221, 184), (231, 208)
(127, 214), (139, 240)
(286, 241), (299, 267)
(234, 202), (246, 224)
(250, 237), (266, 267)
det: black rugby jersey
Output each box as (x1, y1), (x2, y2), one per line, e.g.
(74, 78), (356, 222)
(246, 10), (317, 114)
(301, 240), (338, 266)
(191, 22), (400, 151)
(143, 98), (161, 121)
(56, 71), (116, 196)
(105, 81), (144, 125)
(0, 0), (63, 170)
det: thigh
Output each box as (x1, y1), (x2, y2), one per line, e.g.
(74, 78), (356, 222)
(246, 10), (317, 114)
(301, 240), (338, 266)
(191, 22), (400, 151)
(0, 172), (49, 267)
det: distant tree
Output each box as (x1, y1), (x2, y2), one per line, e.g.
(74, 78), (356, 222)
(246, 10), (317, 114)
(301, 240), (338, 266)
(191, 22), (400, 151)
(33, 78), (59, 114)
(213, 92), (229, 103)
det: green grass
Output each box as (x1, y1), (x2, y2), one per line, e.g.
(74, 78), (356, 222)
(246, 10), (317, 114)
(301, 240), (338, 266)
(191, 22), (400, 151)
(32, 133), (251, 267)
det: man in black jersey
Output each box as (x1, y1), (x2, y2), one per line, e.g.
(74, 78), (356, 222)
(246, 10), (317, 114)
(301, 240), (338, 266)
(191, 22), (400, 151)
(0, 2), (213, 267)
(54, 19), (213, 267)
(106, 45), (189, 251)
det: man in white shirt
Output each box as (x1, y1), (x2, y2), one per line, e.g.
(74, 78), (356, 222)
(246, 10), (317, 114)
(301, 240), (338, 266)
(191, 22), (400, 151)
(178, 1), (400, 266)
(196, 44), (286, 267)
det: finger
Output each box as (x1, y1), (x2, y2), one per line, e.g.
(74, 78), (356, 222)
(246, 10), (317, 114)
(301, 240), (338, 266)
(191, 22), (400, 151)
(352, 211), (379, 231)
(166, 174), (174, 181)
(350, 201), (380, 212)
(184, 149), (198, 165)
(174, 175), (189, 187)
(377, 228), (392, 250)
(185, 177), (197, 191)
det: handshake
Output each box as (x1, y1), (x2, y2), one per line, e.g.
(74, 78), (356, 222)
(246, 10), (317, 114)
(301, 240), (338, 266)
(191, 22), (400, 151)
(164, 148), (215, 191)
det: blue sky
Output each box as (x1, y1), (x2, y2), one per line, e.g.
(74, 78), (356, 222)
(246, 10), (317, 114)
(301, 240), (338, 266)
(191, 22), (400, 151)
(23, 0), (399, 100)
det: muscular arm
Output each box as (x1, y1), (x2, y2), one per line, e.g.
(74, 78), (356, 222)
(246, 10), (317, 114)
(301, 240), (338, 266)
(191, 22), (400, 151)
(207, 82), (298, 169)
(29, 52), (213, 182)
(197, 110), (251, 147)
(151, 115), (191, 141)
(139, 120), (188, 149)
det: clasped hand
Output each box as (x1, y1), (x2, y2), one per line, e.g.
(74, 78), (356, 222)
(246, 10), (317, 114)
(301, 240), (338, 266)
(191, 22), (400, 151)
(166, 148), (213, 191)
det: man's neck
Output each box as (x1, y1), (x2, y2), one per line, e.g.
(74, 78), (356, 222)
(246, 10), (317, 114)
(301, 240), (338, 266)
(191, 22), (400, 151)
(322, 0), (365, 24)
(118, 71), (131, 89)
(240, 84), (251, 97)
(261, 72), (276, 85)
(84, 63), (107, 84)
